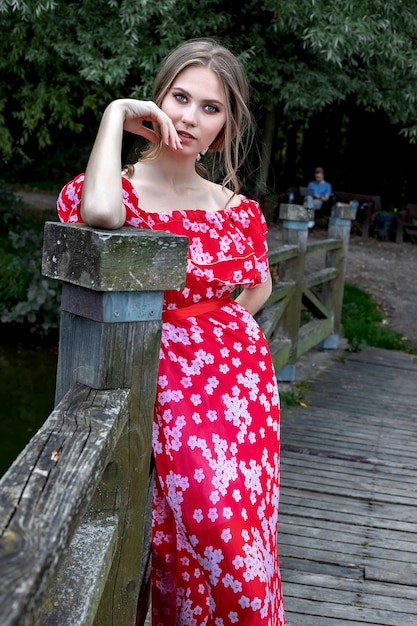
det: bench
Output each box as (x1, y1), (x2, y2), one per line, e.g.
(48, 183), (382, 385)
(396, 203), (417, 243)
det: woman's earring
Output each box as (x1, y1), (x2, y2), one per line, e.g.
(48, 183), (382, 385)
(197, 147), (209, 161)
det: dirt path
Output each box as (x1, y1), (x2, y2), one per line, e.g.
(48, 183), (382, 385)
(18, 189), (417, 348)
(344, 235), (417, 347)
(17, 189), (58, 212)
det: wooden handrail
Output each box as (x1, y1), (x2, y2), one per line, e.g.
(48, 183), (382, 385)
(0, 384), (129, 626)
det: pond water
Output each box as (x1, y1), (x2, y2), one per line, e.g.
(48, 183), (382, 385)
(0, 341), (57, 477)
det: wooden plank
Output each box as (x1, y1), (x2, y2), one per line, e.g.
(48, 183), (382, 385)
(269, 337), (292, 371)
(281, 490), (417, 526)
(283, 570), (417, 601)
(269, 281), (296, 304)
(280, 499), (417, 533)
(281, 617), (369, 626)
(282, 440), (417, 466)
(304, 266), (338, 288)
(282, 447), (417, 473)
(37, 516), (118, 625)
(281, 451), (417, 488)
(0, 384), (129, 626)
(268, 244), (299, 265)
(257, 289), (293, 339)
(306, 238), (342, 253)
(366, 564), (417, 586)
(281, 555), (363, 580)
(302, 286), (331, 319)
(295, 318), (333, 357)
(280, 532), (417, 567)
(278, 222), (308, 363)
(281, 438), (417, 464)
(282, 595), (417, 625)
(283, 579), (417, 615)
(55, 314), (162, 403)
(282, 473), (417, 506)
(280, 530), (417, 566)
(280, 518), (417, 554)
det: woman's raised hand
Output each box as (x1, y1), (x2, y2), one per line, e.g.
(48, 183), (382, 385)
(118, 99), (183, 151)
(80, 98), (182, 228)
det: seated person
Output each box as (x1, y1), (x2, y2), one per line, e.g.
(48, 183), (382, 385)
(308, 167), (332, 210)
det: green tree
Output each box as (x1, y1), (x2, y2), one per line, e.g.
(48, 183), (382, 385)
(1, 0), (417, 200)
(0, 0), (227, 171)
(229, 0), (417, 193)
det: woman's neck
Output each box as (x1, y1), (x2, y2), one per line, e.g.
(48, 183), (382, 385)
(136, 149), (204, 192)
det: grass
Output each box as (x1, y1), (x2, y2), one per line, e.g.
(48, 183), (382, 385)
(342, 283), (417, 354)
(280, 282), (417, 409)
(280, 382), (310, 409)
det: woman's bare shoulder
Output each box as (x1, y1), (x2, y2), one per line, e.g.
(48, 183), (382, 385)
(207, 180), (242, 209)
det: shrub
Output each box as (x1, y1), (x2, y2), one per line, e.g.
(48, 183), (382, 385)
(0, 181), (61, 334)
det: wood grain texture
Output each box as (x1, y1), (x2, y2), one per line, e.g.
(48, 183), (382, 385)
(42, 222), (188, 292)
(0, 384), (130, 626)
(279, 346), (417, 625)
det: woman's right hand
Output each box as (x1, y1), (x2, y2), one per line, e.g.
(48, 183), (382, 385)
(111, 99), (183, 151)
(81, 99), (182, 229)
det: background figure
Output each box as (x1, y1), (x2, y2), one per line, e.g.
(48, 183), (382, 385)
(307, 166), (332, 209)
(57, 38), (286, 625)
(306, 166), (332, 227)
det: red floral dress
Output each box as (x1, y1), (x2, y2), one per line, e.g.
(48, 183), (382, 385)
(58, 174), (286, 626)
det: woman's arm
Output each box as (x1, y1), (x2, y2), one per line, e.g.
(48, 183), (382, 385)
(80, 101), (126, 228)
(235, 271), (272, 316)
(80, 99), (182, 229)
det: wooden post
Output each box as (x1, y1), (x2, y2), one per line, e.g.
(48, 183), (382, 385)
(276, 203), (313, 381)
(321, 203), (355, 349)
(42, 222), (188, 626)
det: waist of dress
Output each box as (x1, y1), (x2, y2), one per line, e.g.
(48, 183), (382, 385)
(162, 296), (233, 322)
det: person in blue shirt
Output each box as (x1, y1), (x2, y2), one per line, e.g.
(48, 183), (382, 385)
(308, 167), (332, 210)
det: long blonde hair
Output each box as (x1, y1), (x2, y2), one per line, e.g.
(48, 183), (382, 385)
(126, 38), (252, 194)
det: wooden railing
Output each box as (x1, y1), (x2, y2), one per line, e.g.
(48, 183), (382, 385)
(257, 202), (355, 381)
(0, 202), (354, 625)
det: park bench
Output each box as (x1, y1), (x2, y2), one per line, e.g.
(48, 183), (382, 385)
(395, 203), (417, 243)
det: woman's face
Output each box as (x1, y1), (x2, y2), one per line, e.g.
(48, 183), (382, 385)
(161, 65), (227, 157)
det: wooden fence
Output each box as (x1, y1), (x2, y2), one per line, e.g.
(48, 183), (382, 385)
(262, 202), (355, 380)
(0, 202), (354, 625)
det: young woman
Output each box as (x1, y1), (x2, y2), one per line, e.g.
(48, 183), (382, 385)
(58, 38), (286, 626)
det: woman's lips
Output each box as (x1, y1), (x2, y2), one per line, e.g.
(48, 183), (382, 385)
(177, 130), (196, 144)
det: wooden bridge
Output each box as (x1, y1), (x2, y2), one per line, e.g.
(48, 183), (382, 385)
(279, 345), (417, 625)
(2, 201), (416, 625)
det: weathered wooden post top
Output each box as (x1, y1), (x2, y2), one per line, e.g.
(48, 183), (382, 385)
(279, 202), (315, 236)
(42, 221), (189, 292)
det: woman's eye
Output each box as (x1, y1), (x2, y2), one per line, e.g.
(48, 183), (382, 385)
(174, 93), (187, 103)
(204, 104), (219, 113)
